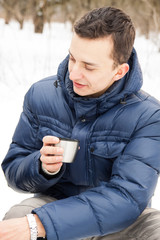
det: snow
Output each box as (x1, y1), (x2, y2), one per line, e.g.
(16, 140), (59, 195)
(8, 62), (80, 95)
(0, 19), (160, 220)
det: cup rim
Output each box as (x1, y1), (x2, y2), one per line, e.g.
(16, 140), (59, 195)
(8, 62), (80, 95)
(59, 137), (79, 143)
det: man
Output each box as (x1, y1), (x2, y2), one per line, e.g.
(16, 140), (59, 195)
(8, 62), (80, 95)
(1, 6), (160, 240)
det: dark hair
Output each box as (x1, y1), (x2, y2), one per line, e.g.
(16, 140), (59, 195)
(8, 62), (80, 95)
(74, 7), (135, 67)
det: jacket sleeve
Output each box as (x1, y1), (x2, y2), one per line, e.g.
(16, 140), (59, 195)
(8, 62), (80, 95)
(1, 85), (66, 193)
(33, 109), (160, 240)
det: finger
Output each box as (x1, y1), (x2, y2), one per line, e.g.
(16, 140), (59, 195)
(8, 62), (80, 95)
(40, 155), (63, 164)
(40, 146), (64, 156)
(42, 136), (60, 146)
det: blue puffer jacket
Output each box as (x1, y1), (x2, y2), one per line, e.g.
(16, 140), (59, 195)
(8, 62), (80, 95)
(2, 49), (160, 240)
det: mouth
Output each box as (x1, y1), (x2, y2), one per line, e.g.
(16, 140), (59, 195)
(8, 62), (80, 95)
(73, 81), (87, 89)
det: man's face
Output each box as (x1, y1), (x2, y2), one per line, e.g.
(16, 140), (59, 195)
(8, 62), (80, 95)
(68, 33), (120, 98)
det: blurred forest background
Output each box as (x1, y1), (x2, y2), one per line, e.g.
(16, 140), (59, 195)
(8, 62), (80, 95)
(0, 0), (159, 44)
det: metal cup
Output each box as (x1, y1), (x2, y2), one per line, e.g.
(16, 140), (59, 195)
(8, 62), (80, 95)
(56, 138), (79, 163)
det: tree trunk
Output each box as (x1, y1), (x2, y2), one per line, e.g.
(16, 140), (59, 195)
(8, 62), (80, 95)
(34, 15), (44, 33)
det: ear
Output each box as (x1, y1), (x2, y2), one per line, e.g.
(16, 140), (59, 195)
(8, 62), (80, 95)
(113, 63), (129, 81)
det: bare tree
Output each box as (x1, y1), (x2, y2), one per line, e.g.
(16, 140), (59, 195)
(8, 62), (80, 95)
(0, 0), (159, 42)
(28, 0), (59, 33)
(0, 0), (28, 29)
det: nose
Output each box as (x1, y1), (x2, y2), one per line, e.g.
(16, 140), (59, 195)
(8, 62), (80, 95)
(69, 63), (83, 80)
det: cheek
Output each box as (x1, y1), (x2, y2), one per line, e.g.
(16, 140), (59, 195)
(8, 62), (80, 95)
(89, 75), (105, 88)
(92, 75), (110, 92)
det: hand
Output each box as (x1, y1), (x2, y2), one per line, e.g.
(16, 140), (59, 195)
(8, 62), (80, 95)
(40, 136), (64, 174)
(0, 217), (29, 240)
(0, 215), (46, 240)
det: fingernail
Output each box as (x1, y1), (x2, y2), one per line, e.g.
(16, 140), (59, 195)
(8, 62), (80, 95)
(53, 137), (59, 142)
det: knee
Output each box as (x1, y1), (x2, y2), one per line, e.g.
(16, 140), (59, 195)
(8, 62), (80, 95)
(140, 208), (160, 239)
(3, 204), (34, 220)
(3, 195), (54, 220)
(3, 197), (37, 220)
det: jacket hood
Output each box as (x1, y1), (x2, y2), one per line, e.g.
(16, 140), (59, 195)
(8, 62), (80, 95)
(57, 48), (143, 118)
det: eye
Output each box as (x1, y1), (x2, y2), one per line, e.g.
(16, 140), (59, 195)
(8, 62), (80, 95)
(85, 65), (95, 71)
(69, 55), (75, 62)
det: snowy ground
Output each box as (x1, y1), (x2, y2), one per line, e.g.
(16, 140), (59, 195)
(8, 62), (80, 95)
(0, 19), (160, 220)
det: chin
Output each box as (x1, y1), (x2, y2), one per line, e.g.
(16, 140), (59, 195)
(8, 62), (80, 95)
(73, 89), (87, 97)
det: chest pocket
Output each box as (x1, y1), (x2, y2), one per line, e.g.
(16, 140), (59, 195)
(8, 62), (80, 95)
(90, 140), (128, 158)
(89, 139), (128, 183)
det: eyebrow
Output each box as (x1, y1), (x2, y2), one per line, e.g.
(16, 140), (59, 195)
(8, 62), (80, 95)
(68, 50), (100, 67)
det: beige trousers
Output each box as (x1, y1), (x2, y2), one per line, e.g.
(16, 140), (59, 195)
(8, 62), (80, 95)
(4, 194), (160, 240)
